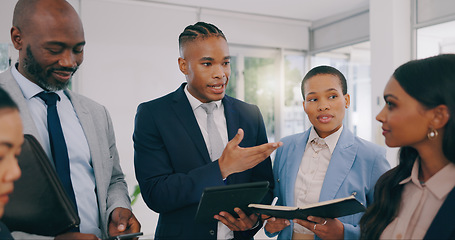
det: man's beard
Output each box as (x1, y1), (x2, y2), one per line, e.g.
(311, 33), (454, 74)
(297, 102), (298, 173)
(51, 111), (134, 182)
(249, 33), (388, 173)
(23, 46), (78, 91)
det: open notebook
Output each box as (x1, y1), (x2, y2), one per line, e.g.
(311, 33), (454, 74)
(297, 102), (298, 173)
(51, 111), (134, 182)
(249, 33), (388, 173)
(248, 195), (365, 220)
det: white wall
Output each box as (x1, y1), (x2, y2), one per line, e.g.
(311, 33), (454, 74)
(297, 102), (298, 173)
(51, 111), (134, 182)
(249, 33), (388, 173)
(0, 1), (17, 64)
(369, 0), (412, 167)
(0, 1), (15, 44)
(201, 9), (309, 50)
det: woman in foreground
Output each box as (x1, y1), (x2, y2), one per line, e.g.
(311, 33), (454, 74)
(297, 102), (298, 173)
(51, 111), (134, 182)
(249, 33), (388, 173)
(360, 54), (455, 239)
(0, 87), (23, 239)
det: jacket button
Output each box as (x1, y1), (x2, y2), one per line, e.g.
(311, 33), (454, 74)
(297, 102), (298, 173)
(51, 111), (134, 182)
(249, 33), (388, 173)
(209, 230), (215, 235)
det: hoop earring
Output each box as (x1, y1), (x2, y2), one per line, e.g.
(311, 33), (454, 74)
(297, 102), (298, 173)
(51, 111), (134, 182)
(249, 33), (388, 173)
(427, 128), (439, 140)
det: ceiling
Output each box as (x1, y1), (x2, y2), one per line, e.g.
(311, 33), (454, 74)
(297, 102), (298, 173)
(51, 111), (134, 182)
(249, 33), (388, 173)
(143, 0), (369, 22)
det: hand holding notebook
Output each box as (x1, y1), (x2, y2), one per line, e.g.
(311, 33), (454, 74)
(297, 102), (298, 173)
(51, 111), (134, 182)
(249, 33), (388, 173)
(194, 181), (270, 223)
(248, 195), (365, 220)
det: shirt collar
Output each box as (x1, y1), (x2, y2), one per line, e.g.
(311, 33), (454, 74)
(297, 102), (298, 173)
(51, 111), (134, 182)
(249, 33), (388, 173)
(11, 63), (45, 100)
(307, 125), (343, 154)
(184, 83), (222, 111)
(400, 159), (455, 200)
(399, 159), (419, 186)
(11, 63), (65, 99)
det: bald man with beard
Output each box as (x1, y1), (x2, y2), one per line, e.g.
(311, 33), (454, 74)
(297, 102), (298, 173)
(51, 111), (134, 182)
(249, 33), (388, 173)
(0, 0), (140, 239)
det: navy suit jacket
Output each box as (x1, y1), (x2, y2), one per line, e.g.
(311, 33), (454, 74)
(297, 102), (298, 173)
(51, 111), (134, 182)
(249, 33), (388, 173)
(133, 83), (274, 239)
(0, 221), (13, 240)
(424, 186), (455, 240)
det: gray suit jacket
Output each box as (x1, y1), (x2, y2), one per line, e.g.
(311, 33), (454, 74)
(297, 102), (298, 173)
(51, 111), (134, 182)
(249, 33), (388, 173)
(0, 68), (131, 238)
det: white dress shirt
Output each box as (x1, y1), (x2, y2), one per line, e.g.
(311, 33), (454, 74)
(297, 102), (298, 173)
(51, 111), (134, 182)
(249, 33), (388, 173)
(184, 86), (233, 239)
(293, 126), (343, 234)
(11, 66), (101, 236)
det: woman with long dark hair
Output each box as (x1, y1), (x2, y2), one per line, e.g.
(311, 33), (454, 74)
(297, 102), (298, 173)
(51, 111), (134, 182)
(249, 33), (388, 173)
(0, 87), (22, 239)
(360, 54), (455, 239)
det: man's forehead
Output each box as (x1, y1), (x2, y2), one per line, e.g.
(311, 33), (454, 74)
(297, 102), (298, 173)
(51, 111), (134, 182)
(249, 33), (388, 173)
(25, 0), (79, 26)
(24, 8), (84, 42)
(182, 39), (228, 58)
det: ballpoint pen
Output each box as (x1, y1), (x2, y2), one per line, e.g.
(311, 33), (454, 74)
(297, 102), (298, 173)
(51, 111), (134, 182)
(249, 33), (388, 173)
(263, 196), (278, 225)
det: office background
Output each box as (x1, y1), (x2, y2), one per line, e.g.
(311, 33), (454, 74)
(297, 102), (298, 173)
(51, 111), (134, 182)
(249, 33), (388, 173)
(1, 0), (455, 236)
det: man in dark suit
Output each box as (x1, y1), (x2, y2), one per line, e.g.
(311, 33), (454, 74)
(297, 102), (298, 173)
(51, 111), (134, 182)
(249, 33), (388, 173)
(133, 22), (282, 239)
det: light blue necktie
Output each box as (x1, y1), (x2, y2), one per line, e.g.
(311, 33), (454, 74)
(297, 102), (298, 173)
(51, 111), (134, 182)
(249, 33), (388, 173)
(201, 102), (224, 161)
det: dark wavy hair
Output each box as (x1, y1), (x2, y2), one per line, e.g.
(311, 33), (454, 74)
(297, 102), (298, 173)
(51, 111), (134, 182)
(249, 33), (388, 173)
(0, 87), (18, 110)
(360, 54), (455, 239)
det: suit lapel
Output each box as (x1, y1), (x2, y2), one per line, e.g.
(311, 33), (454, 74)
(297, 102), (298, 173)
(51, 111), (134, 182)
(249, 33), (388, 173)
(223, 96), (239, 141)
(319, 128), (357, 202)
(222, 96), (241, 183)
(172, 84), (211, 164)
(284, 130), (310, 207)
(0, 69), (41, 144)
(66, 91), (110, 191)
(424, 186), (455, 239)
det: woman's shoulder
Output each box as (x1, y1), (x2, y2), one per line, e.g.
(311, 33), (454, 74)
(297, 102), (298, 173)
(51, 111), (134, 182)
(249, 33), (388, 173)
(280, 131), (309, 146)
(0, 221), (13, 240)
(353, 135), (386, 155)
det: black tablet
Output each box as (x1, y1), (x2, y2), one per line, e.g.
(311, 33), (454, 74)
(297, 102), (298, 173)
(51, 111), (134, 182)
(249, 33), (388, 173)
(104, 232), (143, 240)
(194, 181), (270, 223)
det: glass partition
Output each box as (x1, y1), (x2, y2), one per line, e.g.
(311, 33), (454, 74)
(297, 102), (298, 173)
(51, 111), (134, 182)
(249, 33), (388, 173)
(310, 41), (372, 141)
(0, 43), (9, 73)
(282, 54), (306, 137)
(417, 20), (455, 59)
